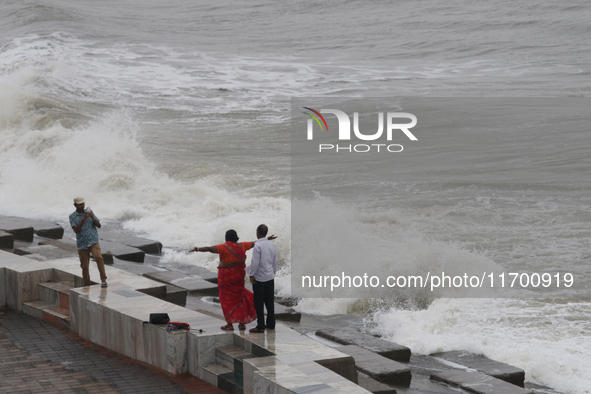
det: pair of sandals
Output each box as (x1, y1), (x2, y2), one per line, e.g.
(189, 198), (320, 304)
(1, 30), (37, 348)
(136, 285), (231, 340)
(221, 323), (246, 331)
(220, 324), (266, 333)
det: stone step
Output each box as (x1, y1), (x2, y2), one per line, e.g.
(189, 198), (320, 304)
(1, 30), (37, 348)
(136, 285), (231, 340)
(38, 282), (72, 310)
(218, 370), (243, 394)
(0, 231), (14, 250)
(216, 345), (257, 376)
(430, 370), (533, 394)
(22, 300), (71, 330)
(431, 351), (525, 387)
(200, 363), (234, 390)
(337, 345), (412, 387)
(316, 327), (411, 362)
(22, 300), (53, 320)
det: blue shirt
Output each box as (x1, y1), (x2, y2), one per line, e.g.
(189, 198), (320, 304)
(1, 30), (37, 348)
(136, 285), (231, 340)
(69, 210), (100, 250)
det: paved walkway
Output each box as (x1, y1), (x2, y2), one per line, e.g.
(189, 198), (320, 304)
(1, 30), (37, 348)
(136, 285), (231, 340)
(0, 308), (223, 394)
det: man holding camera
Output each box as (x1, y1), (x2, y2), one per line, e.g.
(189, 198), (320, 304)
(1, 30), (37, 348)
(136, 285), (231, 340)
(69, 197), (107, 288)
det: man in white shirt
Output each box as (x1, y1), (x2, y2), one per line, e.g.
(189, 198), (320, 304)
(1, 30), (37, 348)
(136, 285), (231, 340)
(246, 224), (277, 333)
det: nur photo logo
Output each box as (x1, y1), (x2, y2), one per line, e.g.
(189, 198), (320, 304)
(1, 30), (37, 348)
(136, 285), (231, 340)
(302, 107), (418, 153)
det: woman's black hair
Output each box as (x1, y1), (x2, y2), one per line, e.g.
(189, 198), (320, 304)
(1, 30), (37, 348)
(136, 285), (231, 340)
(225, 229), (239, 243)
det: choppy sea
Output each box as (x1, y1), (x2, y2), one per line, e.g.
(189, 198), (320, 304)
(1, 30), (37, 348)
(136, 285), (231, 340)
(1, 1), (590, 391)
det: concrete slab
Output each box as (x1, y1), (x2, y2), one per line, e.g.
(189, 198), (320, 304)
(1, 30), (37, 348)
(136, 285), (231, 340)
(337, 345), (411, 387)
(19, 253), (47, 261)
(0, 216), (63, 240)
(14, 245), (77, 260)
(181, 265), (219, 283)
(430, 370), (533, 394)
(99, 230), (163, 254)
(39, 238), (79, 253)
(0, 217), (34, 241)
(143, 271), (218, 295)
(0, 230), (14, 249)
(317, 327), (411, 362)
(431, 351), (525, 387)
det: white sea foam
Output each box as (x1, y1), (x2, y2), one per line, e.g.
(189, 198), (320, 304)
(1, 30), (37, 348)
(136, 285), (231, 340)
(372, 298), (591, 394)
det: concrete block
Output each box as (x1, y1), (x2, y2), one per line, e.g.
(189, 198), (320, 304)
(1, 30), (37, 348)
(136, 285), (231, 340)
(357, 373), (397, 394)
(337, 345), (411, 387)
(149, 325), (188, 374)
(99, 231), (162, 254)
(100, 240), (145, 263)
(0, 216), (63, 240)
(431, 370), (533, 394)
(143, 271), (218, 295)
(316, 327), (411, 362)
(0, 252), (51, 308)
(0, 231), (14, 249)
(431, 350), (525, 387)
(69, 284), (203, 374)
(165, 285), (188, 307)
(0, 217), (34, 241)
(30, 221), (64, 239)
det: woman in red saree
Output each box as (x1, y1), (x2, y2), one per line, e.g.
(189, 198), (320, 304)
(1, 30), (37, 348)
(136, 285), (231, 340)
(190, 229), (274, 331)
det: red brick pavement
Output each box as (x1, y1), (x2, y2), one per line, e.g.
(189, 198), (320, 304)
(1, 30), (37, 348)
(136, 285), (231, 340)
(0, 308), (224, 394)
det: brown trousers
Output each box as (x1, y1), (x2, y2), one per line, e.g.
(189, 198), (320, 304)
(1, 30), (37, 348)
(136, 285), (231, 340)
(78, 243), (107, 286)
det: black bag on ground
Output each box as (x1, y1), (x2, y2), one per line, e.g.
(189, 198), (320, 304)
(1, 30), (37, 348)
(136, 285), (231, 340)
(149, 313), (170, 324)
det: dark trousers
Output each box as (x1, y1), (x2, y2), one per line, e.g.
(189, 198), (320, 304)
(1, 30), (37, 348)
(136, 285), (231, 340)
(253, 279), (275, 330)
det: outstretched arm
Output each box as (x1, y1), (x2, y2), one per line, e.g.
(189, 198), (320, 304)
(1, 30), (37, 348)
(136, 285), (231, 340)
(249, 235), (278, 245)
(189, 246), (218, 253)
